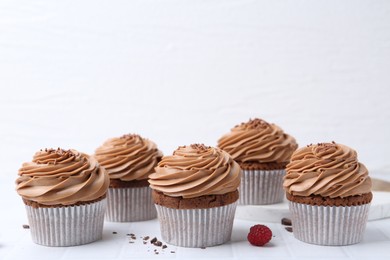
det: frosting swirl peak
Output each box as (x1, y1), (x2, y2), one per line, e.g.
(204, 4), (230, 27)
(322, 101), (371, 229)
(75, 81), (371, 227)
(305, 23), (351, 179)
(94, 134), (162, 181)
(218, 118), (298, 163)
(16, 148), (109, 206)
(148, 144), (241, 198)
(283, 142), (372, 198)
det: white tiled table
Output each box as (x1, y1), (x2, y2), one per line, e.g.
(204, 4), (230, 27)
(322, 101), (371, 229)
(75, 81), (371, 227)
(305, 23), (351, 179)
(2, 176), (390, 260)
(1, 216), (390, 260)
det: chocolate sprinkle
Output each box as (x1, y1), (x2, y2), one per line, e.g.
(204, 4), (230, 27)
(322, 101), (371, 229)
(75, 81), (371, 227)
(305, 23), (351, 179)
(153, 241), (163, 247)
(162, 245), (167, 249)
(22, 224), (30, 229)
(150, 237), (157, 244)
(281, 218), (292, 226)
(285, 227), (293, 232)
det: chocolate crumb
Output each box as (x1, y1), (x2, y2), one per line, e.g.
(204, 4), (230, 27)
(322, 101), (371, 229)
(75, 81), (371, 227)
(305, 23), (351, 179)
(143, 241), (147, 245)
(129, 241), (134, 243)
(22, 224), (30, 229)
(285, 227), (293, 232)
(281, 218), (292, 226)
(162, 245), (167, 249)
(129, 233), (135, 237)
(153, 241), (163, 247)
(150, 237), (157, 244)
(190, 143), (210, 151)
(112, 231), (117, 234)
(155, 252), (159, 255)
(143, 236), (150, 241)
(201, 247), (206, 249)
(170, 251), (175, 253)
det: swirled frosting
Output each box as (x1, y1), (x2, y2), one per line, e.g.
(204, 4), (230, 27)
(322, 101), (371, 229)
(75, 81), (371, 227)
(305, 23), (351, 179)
(148, 144), (241, 198)
(217, 118), (298, 163)
(94, 134), (162, 181)
(16, 148), (109, 206)
(283, 142), (372, 198)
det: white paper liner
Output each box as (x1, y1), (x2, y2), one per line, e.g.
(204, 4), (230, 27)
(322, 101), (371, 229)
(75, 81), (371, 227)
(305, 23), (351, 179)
(25, 199), (106, 247)
(155, 202), (237, 248)
(105, 186), (157, 222)
(239, 169), (285, 205)
(289, 201), (371, 246)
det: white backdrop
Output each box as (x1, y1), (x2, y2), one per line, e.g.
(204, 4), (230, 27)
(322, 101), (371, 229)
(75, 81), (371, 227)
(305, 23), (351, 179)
(1, 0), (389, 177)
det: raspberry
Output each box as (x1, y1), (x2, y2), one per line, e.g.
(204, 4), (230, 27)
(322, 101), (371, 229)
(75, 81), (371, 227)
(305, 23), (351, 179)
(247, 224), (272, 246)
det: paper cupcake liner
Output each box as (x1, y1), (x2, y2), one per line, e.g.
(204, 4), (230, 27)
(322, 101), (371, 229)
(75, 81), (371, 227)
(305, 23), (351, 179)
(289, 201), (371, 246)
(25, 199), (106, 247)
(155, 202), (237, 248)
(239, 169), (285, 205)
(105, 186), (157, 222)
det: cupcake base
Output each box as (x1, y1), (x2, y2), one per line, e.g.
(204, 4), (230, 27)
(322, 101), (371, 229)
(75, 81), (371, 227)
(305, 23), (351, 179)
(288, 201), (371, 246)
(239, 169), (285, 205)
(155, 202), (237, 247)
(105, 186), (157, 222)
(152, 190), (238, 247)
(25, 198), (106, 247)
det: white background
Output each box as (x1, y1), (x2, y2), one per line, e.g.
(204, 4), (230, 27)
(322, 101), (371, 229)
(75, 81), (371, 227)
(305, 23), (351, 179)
(1, 0), (389, 173)
(1, 1), (390, 259)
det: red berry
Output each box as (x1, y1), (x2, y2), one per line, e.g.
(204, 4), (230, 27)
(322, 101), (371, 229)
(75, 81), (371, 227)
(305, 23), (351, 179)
(247, 224), (272, 246)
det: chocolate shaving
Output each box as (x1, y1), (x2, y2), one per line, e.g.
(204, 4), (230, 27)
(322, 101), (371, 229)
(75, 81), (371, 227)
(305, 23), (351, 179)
(281, 218), (292, 226)
(153, 241), (163, 247)
(285, 227), (293, 232)
(120, 133), (141, 140)
(236, 118), (270, 130)
(190, 143), (211, 151)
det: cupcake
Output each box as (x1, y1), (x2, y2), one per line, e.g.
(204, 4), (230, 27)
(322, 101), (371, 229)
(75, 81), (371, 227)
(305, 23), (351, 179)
(94, 134), (162, 222)
(218, 118), (297, 205)
(16, 148), (109, 247)
(148, 144), (241, 248)
(283, 142), (372, 246)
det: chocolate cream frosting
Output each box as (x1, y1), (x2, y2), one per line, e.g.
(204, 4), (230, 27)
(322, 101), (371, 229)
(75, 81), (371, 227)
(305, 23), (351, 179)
(218, 118), (298, 163)
(148, 144), (241, 198)
(283, 142), (372, 198)
(16, 148), (109, 206)
(94, 134), (162, 181)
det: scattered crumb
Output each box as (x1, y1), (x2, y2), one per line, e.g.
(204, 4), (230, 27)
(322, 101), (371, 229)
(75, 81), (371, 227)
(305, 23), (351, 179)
(127, 234), (168, 255)
(22, 224), (30, 229)
(281, 218), (292, 226)
(170, 251), (175, 254)
(285, 227), (293, 233)
(112, 231), (117, 234)
(153, 241), (163, 247)
(201, 247), (206, 249)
